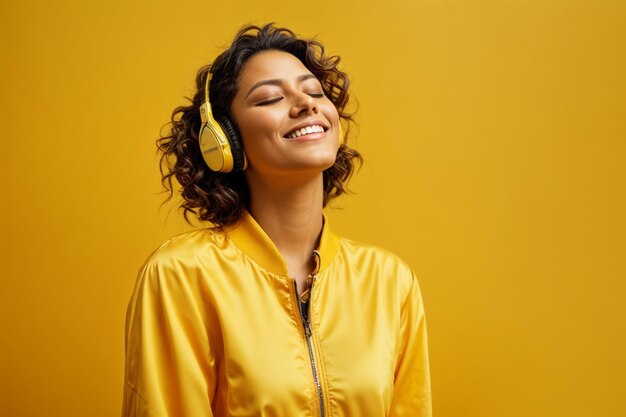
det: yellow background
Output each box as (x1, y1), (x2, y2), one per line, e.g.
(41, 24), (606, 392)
(1, 1), (624, 416)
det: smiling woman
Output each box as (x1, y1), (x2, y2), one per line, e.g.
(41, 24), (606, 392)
(122, 23), (432, 417)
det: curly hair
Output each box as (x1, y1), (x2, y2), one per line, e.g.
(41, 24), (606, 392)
(157, 23), (362, 227)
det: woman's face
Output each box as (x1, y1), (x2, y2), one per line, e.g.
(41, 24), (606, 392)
(230, 50), (341, 179)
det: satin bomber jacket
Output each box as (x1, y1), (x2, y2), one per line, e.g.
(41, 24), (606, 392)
(122, 212), (432, 417)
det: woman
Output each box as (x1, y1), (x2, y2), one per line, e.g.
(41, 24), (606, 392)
(122, 23), (432, 417)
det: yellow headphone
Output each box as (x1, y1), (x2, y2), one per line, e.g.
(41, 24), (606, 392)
(198, 71), (247, 172)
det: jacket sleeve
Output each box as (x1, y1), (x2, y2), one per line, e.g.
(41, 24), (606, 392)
(122, 257), (216, 417)
(389, 272), (432, 417)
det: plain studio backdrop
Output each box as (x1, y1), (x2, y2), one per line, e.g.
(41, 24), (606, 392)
(1, 1), (624, 416)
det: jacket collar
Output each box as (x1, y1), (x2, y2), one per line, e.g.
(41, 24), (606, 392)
(225, 210), (340, 277)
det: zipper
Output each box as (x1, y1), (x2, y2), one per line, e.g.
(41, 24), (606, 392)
(293, 250), (325, 417)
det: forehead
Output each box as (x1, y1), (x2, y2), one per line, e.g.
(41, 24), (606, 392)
(237, 50), (313, 88)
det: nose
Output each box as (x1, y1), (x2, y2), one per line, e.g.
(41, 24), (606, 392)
(289, 92), (318, 118)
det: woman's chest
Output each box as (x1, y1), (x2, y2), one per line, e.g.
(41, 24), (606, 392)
(208, 267), (402, 416)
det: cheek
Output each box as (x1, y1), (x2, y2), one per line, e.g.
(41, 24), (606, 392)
(237, 111), (283, 142)
(236, 115), (282, 165)
(324, 101), (340, 124)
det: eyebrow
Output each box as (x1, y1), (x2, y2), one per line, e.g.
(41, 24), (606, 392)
(244, 74), (317, 99)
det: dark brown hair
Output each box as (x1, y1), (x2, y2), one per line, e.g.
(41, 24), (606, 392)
(157, 23), (362, 227)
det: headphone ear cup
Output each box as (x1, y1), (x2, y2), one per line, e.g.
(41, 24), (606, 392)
(218, 116), (246, 172)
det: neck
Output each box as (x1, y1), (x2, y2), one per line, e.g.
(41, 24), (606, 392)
(246, 171), (324, 286)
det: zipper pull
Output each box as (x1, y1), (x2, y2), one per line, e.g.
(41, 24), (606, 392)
(300, 282), (311, 304)
(299, 249), (320, 304)
(299, 273), (318, 304)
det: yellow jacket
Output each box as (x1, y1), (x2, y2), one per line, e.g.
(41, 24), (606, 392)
(122, 212), (432, 416)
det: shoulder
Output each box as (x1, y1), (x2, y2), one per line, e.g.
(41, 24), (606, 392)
(135, 227), (226, 287)
(145, 227), (224, 264)
(338, 237), (413, 272)
(125, 230), (224, 342)
(336, 237), (416, 294)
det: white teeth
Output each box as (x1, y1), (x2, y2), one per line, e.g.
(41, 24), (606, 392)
(287, 125), (325, 138)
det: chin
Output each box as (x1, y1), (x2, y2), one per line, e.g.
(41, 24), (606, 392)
(303, 152), (337, 172)
(246, 147), (338, 177)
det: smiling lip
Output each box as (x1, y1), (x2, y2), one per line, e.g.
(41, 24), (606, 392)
(283, 120), (329, 139)
(286, 130), (326, 142)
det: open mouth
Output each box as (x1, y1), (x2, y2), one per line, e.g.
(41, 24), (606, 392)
(284, 124), (327, 139)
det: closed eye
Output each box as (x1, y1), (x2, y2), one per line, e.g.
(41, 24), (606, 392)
(308, 93), (325, 98)
(256, 97), (283, 106)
